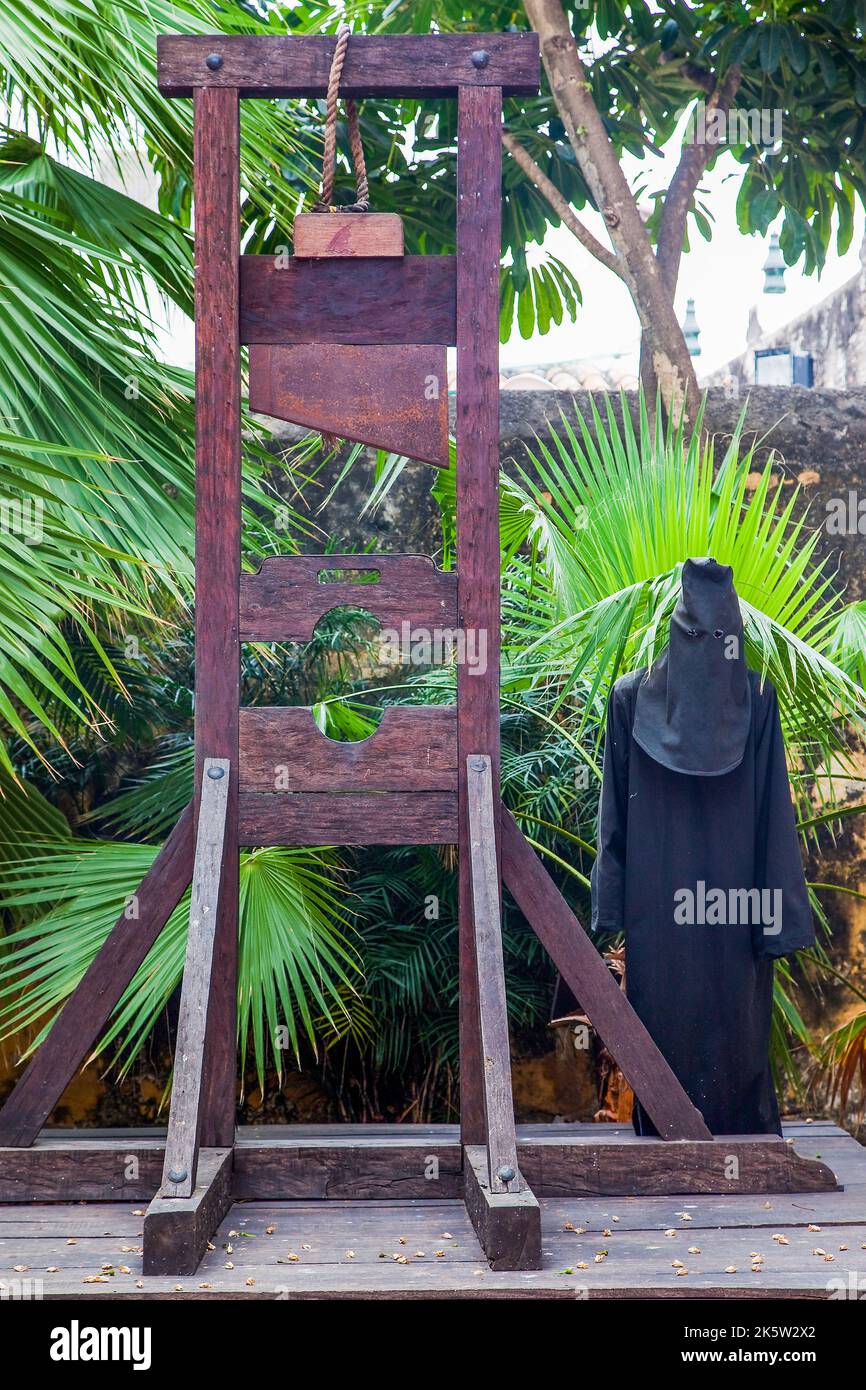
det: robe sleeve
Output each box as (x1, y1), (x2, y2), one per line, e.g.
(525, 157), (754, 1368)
(591, 682), (631, 935)
(752, 680), (815, 959)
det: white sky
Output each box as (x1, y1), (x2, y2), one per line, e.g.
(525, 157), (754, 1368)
(499, 129), (866, 378)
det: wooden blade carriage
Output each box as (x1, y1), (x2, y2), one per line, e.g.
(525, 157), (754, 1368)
(0, 30), (838, 1278)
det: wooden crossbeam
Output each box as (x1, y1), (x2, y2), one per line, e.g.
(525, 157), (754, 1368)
(237, 791), (457, 847)
(0, 805), (195, 1148)
(157, 33), (539, 99)
(499, 806), (713, 1142)
(240, 256), (456, 347)
(0, 1128), (840, 1204)
(159, 760), (231, 1200)
(239, 553), (457, 645)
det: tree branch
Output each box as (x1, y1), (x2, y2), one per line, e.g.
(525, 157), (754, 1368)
(501, 130), (624, 278)
(523, 0), (700, 424)
(656, 65), (743, 296)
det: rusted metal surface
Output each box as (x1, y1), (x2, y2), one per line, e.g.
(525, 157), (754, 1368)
(249, 344), (449, 465)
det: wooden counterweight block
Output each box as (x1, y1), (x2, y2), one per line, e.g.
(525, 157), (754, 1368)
(248, 344), (449, 466)
(293, 211), (404, 259)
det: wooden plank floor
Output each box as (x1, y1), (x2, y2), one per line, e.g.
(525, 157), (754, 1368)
(1, 1121), (863, 1299)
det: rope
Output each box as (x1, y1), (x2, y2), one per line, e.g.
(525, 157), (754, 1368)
(312, 25), (369, 213)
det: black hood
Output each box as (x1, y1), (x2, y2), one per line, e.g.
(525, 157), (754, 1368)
(632, 558), (751, 777)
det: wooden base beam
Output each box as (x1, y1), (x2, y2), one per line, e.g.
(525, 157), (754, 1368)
(463, 1145), (541, 1271)
(143, 1149), (233, 1276)
(0, 1128), (839, 1205)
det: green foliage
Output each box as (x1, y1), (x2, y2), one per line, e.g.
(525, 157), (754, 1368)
(0, 839), (360, 1099)
(344, 0), (866, 325)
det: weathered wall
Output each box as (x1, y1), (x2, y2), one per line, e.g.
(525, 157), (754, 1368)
(708, 248), (866, 391)
(268, 386), (866, 603)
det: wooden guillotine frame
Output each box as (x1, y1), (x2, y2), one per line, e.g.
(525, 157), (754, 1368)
(0, 30), (838, 1277)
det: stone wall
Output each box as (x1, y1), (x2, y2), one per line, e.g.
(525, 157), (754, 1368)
(268, 386), (866, 602)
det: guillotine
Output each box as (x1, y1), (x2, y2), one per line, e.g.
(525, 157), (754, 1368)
(0, 30), (838, 1277)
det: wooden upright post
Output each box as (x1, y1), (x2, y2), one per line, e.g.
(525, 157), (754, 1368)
(193, 87), (241, 1148)
(456, 84), (503, 1146)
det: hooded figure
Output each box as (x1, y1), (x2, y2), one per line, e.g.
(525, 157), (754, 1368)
(591, 559), (814, 1135)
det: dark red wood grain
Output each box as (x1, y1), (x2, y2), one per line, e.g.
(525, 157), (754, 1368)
(499, 806), (713, 1142)
(0, 804), (194, 1148)
(157, 33), (539, 99)
(239, 553), (457, 643)
(456, 85), (503, 1146)
(239, 256), (456, 346)
(193, 87), (240, 1149)
(237, 792), (457, 846)
(238, 706), (457, 793)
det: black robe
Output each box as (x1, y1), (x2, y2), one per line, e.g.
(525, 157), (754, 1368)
(590, 667), (815, 1136)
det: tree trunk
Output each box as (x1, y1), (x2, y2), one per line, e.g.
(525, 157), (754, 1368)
(523, 0), (700, 424)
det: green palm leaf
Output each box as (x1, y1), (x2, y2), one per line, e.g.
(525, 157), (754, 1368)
(0, 837), (361, 1099)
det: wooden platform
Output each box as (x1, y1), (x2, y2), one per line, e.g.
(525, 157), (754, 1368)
(1, 1121), (862, 1299)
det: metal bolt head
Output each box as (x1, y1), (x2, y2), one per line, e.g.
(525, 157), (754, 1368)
(207, 765), (225, 779)
(471, 49), (490, 69)
(470, 756), (487, 771)
(205, 53), (224, 71)
(167, 1167), (188, 1184)
(497, 1163), (516, 1184)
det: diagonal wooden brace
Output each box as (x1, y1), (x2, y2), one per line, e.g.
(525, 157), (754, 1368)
(499, 804), (712, 1142)
(0, 804), (195, 1148)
